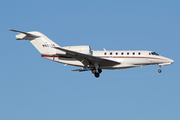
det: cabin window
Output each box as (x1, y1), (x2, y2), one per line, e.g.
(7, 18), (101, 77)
(133, 52), (135, 55)
(110, 52), (112, 55)
(127, 52), (129, 55)
(149, 53), (151, 55)
(104, 52), (107, 55)
(116, 52), (118, 55)
(138, 52), (141, 55)
(121, 52), (124, 55)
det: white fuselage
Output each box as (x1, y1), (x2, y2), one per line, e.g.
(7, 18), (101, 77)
(42, 50), (174, 69)
(9, 29), (174, 77)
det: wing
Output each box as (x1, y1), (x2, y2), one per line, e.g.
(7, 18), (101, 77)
(54, 47), (120, 67)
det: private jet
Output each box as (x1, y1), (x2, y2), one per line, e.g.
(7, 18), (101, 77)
(8, 29), (174, 78)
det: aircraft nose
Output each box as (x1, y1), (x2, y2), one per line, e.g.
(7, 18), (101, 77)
(170, 59), (174, 64)
(168, 58), (174, 64)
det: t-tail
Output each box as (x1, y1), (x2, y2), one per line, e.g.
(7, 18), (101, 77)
(8, 29), (60, 56)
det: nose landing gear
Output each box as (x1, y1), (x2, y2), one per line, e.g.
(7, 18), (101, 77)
(158, 65), (162, 73)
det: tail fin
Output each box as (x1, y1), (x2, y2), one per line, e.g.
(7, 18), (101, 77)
(8, 29), (60, 55)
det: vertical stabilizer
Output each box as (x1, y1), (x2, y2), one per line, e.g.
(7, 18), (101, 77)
(8, 29), (60, 55)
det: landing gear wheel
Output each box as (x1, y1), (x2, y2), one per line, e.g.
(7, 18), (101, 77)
(158, 69), (162, 73)
(94, 73), (100, 78)
(98, 69), (102, 73)
(91, 69), (96, 74)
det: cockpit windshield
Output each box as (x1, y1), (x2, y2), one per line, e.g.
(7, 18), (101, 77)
(151, 52), (159, 56)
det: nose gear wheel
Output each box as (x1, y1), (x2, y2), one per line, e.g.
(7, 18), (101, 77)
(158, 65), (162, 73)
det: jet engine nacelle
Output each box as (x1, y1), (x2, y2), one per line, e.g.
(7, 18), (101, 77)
(56, 45), (92, 55)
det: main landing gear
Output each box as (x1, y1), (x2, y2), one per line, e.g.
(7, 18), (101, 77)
(91, 68), (102, 78)
(91, 63), (102, 78)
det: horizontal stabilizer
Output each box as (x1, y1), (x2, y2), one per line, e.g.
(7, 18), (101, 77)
(72, 68), (91, 72)
(7, 29), (40, 40)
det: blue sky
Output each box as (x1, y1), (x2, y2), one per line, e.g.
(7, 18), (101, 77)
(1, 0), (180, 120)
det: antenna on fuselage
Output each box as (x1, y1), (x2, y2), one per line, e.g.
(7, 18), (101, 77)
(103, 48), (107, 51)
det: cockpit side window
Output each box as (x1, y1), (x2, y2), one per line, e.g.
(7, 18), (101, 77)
(151, 52), (159, 56)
